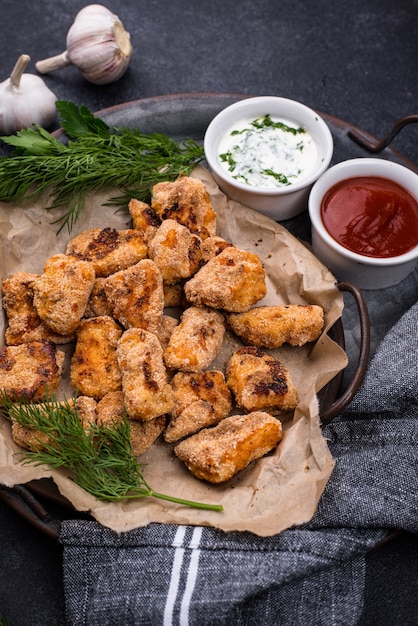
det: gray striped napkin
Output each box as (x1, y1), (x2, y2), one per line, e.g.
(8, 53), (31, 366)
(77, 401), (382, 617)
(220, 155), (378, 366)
(60, 301), (418, 626)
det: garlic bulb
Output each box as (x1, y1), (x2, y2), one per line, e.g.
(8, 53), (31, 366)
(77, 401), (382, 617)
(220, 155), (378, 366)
(0, 54), (57, 135)
(36, 4), (133, 85)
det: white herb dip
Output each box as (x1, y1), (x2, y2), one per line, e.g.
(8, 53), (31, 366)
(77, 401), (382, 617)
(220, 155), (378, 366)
(217, 114), (318, 189)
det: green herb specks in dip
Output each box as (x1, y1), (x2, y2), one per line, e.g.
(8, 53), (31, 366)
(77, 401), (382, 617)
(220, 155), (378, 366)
(218, 114), (318, 189)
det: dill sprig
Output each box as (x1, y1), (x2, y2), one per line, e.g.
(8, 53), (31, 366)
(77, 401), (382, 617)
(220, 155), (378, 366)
(0, 394), (222, 511)
(0, 101), (205, 233)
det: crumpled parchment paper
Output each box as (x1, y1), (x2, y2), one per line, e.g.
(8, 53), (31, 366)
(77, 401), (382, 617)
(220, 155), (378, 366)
(0, 166), (347, 536)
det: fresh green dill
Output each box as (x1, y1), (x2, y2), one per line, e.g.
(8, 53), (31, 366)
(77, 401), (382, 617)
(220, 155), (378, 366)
(0, 101), (205, 233)
(219, 150), (237, 171)
(262, 169), (291, 185)
(0, 393), (222, 511)
(250, 114), (306, 135)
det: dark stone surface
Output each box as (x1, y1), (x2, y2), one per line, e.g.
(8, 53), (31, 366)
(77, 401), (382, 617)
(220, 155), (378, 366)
(0, 1), (417, 624)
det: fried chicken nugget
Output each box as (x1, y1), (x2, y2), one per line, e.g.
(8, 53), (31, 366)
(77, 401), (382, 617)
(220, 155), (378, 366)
(164, 370), (232, 443)
(103, 259), (164, 332)
(184, 247), (267, 312)
(163, 306), (225, 373)
(96, 391), (166, 456)
(227, 305), (325, 348)
(226, 346), (298, 415)
(0, 341), (64, 402)
(157, 315), (179, 350)
(148, 219), (202, 285)
(10, 396), (96, 452)
(2, 272), (73, 345)
(117, 328), (174, 421)
(83, 277), (114, 318)
(200, 236), (234, 264)
(163, 282), (184, 308)
(70, 316), (123, 400)
(66, 227), (148, 277)
(32, 254), (96, 336)
(151, 176), (216, 239)
(174, 411), (282, 483)
(128, 198), (161, 243)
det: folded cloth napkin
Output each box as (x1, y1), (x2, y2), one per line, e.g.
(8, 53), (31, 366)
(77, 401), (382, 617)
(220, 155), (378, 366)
(60, 302), (418, 626)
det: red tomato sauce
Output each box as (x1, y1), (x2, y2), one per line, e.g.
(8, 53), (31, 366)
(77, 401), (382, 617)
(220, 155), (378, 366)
(320, 176), (418, 258)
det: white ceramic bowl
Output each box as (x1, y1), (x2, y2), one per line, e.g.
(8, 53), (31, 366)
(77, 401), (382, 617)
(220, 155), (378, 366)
(308, 158), (418, 289)
(204, 96), (334, 220)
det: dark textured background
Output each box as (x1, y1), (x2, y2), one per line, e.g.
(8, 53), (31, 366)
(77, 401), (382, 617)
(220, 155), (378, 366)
(0, 1), (417, 624)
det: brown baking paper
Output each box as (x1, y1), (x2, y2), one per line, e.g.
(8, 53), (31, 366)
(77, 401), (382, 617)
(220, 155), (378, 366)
(0, 166), (347, 536)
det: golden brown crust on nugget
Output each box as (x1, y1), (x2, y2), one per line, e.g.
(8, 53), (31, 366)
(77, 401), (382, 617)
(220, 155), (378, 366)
(70, 316), (123, 400)
(151, 176), (216, 239)
(96, 391), (166, 456)
(164, 370), (232, 442)
(200, 236), (234, 264)
(0, 341), (64, 402)
(117, 328), (174, 421)
(11, 396), (96, 452)
(32, 254), (95, 336)
(148, 219), (202, 285)
(2, 272), (73, 345)
(226, 346), (298, 415)
(83, 277), (114, 319)
(66, 227), (148, 277)
(184, 247), (267, 312)
(103, 259), (164, 332)
(128, 198), (161, 243)
(227, 305), (325, 348)
(163, 306), (225, 373)
(174, 411), (282, 483)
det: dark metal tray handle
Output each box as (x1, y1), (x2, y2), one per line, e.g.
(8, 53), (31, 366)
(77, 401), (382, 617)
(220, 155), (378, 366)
(320, 281), (371, 424)
(0, 483), (61, 540)
(348, 114), (418, 153)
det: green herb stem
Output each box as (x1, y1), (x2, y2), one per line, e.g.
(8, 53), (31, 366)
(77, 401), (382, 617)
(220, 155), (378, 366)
(0, 101), (205, 233)
(0, 394), (223, 512)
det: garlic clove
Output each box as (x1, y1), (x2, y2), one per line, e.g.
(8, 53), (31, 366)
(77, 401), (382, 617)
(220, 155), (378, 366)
(0, 54), (57, 135)
(36, 4), (133, 85)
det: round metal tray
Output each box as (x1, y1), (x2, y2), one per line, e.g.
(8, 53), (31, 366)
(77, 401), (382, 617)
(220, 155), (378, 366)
(2, 92), (416, 539)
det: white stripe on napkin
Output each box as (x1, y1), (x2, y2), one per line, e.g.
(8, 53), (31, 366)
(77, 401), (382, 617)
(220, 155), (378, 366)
(163, 526), (203, 626)
(180, 527), (203, 626)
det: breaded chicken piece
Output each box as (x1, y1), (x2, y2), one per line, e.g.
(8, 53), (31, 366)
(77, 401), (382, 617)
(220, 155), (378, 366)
(184, 247), (267, 312)
(103, 259), (164, 332)
(128, 198), (161, 243)
(66, 227), (148, 277)
(148, 219), (202, 285)
(164, 370), (232, 443)
(83, 277), (114, 318)
(164, 307), (225, 373)
(70, 316), (123, 400)
(32, 254), (96, 336)
(10, 396), (96, 452)
(2, 272), (73, 345)
(227, 305), (325, 348)
(200, 236), (234, 264)
(151, 176), (216, 239)
(74, 395), (97, 430)
(174, 411), (282, 483)
(157, 315), (179, 351)
(117, 328), (174, 421)
(163, 282), (184, 308)
(226, 346), (298, 415)
(0, 341), (64, 402)
(96, 391), (166, 456)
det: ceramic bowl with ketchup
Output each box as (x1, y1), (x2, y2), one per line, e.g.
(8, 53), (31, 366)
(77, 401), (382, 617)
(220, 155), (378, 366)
(308, 158), (418, 289)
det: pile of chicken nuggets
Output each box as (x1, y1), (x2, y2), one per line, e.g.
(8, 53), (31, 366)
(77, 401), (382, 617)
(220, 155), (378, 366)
(0, 176), (325, 485)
